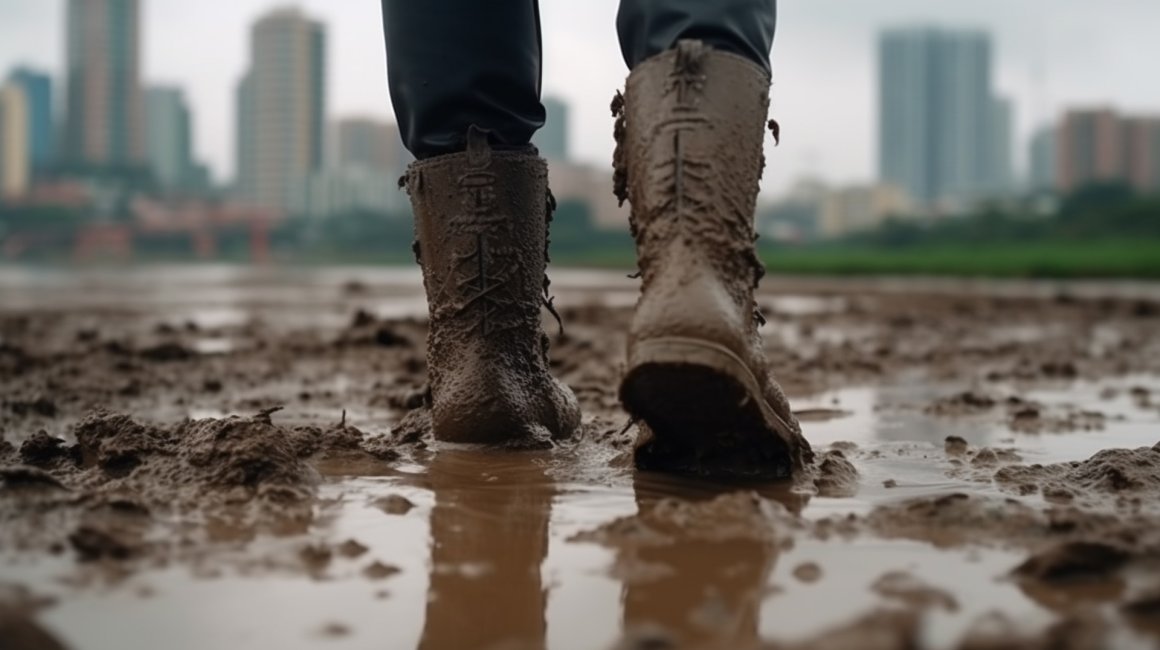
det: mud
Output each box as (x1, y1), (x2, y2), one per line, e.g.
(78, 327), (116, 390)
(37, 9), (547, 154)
(2, 268), (1160, 649)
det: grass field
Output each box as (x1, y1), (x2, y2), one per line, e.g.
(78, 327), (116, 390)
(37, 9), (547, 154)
(757, 240), (1160, 279)
(9, 239), (1160, 280)
(551, 239), (1160, 279)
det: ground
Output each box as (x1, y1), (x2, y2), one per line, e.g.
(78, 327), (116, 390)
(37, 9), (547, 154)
(1, 267), (1159, 650)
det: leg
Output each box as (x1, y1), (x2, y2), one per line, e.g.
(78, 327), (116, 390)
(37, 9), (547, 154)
(382, 0), (545, 158)
(616, 0), (777, 73)
(611, 1), (812, 478)
(384, 1), (580, 445)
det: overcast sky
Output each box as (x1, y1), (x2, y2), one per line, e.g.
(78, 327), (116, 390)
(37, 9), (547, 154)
(1, 0), (1158, 197)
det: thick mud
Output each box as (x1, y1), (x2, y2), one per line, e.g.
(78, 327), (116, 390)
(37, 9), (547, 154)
(2, 268), (1160, 649)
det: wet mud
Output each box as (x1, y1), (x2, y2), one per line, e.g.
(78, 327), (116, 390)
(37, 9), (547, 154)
(2, 269), (1160, 649)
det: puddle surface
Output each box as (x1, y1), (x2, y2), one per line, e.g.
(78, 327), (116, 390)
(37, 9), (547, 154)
(2, 267), (1159, 649)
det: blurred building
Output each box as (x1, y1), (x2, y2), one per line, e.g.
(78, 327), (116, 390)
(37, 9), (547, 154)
(1057, 109), (1160, 194)
(288, 117), (409, 218)
(1028, 126), (1057, 192)
(757, 179), (828, 242)
(878, 27), (1011, 211)
(1125, 116), (1160, 194)
(332, 117), (409, 174)
(548, 162), (628, 230)
(329, 117), (409, 215)
(819, 184), (913, 238)
(145, 86), (194, 192)
(289, 167), (400, 218)
(63, 0), (145, 167)
(235, 7), (326, 212)
(534, 96), (570, 161)
(0, 83), (30, 198)
(6, 67), (54, 173)
(987, 97), (1014, 195)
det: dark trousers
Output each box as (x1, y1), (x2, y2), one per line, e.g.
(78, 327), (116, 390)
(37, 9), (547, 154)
(382, 0), (777, 159)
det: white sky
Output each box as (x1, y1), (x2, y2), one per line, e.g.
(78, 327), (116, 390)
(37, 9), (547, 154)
(1, 0), (1158, 198)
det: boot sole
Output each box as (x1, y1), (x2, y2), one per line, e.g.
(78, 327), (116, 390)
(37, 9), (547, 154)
(620, 336), (796, 480)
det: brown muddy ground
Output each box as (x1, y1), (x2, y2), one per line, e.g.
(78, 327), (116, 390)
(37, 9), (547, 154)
(2, 267), (1160, 650)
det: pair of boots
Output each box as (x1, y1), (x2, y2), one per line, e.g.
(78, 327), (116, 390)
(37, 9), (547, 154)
(402, 41), (812, 479)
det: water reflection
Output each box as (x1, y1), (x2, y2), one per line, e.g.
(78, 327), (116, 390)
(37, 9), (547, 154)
(410, 446), (814, 648)
(416, 449), (554, 649)
(616, 474), (805, 647)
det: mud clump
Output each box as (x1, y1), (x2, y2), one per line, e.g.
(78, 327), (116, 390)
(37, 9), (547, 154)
(372, 494), (415, 516)
(0, 409), (402, 564)
(18, 432), (73, 468)
(1008, 405), (1106, 434)
(68, 524), (139, 562)
(813, 450), (859, 498)
(337, 309), (415, 349)
(944, 435), (969, 456)
(73, 411), (318, 498)
(792, 562), (822, 583)
(1012, 541), (1131, 584)
(0, 466), (65, 490)
(0, 603), (68, 650)
(994, 444), (1160, 504)
(926, 391), (997, 416)
(871, 571), (959, 612)
(362, 560), (400, 580)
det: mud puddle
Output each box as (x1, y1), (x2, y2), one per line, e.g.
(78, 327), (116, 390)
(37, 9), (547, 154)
(2, 267), (1160, 649)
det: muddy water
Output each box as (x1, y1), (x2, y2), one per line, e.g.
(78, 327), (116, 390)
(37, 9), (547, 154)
(2, 267), (1160, 650)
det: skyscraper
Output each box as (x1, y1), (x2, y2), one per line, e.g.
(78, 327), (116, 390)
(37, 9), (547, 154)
(1058, 109), (1160, 195)
(1124, 117), (1160, 194)
(332, 117), (407, 173)
(145, 86), (194, 191)
(1057, 109), (1124, 193)
(7, 67), (54, 172)
(288, 117), (409, 217)
(235, 7), (326, 211)
(878, 27), (1008, 210)
(986, 97), (1014, 195)
(0, 83), (30, 198)
(534, 96), (570, 161)
(1028, 126), (1057, 192)
(63, 0), (144, 167)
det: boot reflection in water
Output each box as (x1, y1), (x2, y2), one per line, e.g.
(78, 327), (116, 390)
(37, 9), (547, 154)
(382, 0), (812, 476)
(617, 475), (806, 646)
(417, 450), (554, 649)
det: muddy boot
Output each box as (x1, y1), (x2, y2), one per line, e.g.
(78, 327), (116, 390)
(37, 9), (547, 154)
(613, 40), (812, 478)
(403, 127), (581, 447)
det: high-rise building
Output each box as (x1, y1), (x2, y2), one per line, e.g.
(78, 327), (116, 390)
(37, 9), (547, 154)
(0, 83), (30, 198)
(332, 117), (407, 173)
(1057, 109), (1123, 193)
(534, 96), (570, 161)
(878, 27), (1009, 210)
(235, 7), (326, 211)
(7, 67), (54, 172)
(63, 0), (145, 167)
(145, 86), (194, 191)
(986, 97), (1014, 195)
(1028, 126), (1057, 192)
(1124, 117), (1160, 195)
(288, 117), (409, 217)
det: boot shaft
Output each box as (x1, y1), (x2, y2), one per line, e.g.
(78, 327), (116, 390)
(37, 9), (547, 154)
(403, 130), (551, 356)
(616, 40), (771, 294)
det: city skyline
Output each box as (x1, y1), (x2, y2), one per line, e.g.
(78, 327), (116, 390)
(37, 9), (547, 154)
(62, 0), (145, 167)
(235, 6), (326, 210)
(1, 0), (1159, 199)
(878, 27), (1011, 210)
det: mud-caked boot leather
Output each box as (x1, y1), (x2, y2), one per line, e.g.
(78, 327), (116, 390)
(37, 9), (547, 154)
(613, 40), (813, 478)
(403, 127), (581, 447)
